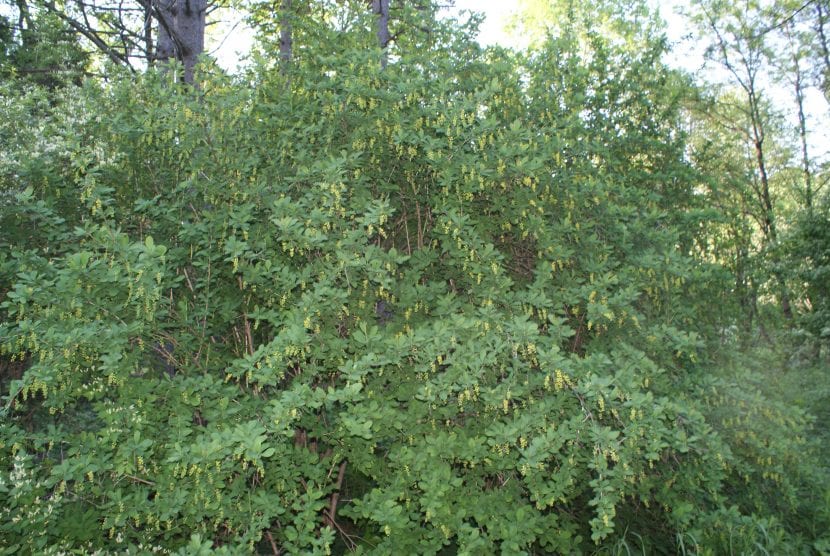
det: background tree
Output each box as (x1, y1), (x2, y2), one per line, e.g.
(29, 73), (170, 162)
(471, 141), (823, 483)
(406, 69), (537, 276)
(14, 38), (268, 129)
(0, 0), (90, 86)
(690, 0), (796, 319)
(154, 0), (208, 82)
(3, 0), (214, 82)
(507, 0), (663, 51)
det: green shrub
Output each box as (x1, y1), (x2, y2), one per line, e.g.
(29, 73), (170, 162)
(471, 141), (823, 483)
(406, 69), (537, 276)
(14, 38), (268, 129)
(0, 31), (824, 554)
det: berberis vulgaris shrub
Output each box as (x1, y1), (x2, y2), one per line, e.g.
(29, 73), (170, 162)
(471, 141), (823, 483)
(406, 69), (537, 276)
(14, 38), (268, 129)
(0, 32), (823, 556)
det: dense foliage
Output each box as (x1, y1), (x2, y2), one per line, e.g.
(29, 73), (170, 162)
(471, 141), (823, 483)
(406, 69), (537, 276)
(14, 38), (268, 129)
(0, 1), (828, 554)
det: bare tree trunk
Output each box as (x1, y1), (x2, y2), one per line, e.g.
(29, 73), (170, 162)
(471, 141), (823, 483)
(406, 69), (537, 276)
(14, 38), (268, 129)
(748, 99), (775, 241)
(153, 0), (205, 84)
(154, 0), (176, 64)
(143, 0), (154, 66)
(750, 130), (792, 319)
(795, 69), (813, 212)
(748, 90), (792, 319)
(279, 0), (292, 75)
(373, 0), (390, 69)
(14, 0), (33, 38)
(816, 2), (830, 94)
(706, 9), (793, 321)
(783, 23), (813, 212)
(178, 0), (206, 83)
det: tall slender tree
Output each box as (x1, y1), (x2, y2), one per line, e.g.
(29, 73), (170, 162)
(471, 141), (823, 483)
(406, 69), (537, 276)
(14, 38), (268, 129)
(814, 0), (830, 95)
(692, 0), (793, 318)
(781, 19), (815, 211)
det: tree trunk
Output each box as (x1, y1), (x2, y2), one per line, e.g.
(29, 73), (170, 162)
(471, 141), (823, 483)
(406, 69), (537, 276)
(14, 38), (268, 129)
(750, 135), (792, 319)
(14, 0), (33, 40)
(748, 93), (792, 319)
(154, 0), (205, 84)
(784, 23), (813, 212)
(154, 0), (176, 65)
(705, 6), (793, 321)
(796, 74), (813, 212)
(373, 0), (390, 69)
(279, 0), (292, 75)
(143, 0), (154, 65)
(749, 122), (774, 240)
(794, 57), (813, 212)
(178, 0), (206, 84)
(816, 2), (830, 95)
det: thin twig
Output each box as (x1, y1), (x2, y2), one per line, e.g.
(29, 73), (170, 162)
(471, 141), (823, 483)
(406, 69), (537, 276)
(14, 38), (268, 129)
(124, 474), (155, 486)
(264, 529), (281, 555)
(327, 460), (347, 522)
(182, 267), (195, 292)
(416, 200), (423, 249)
